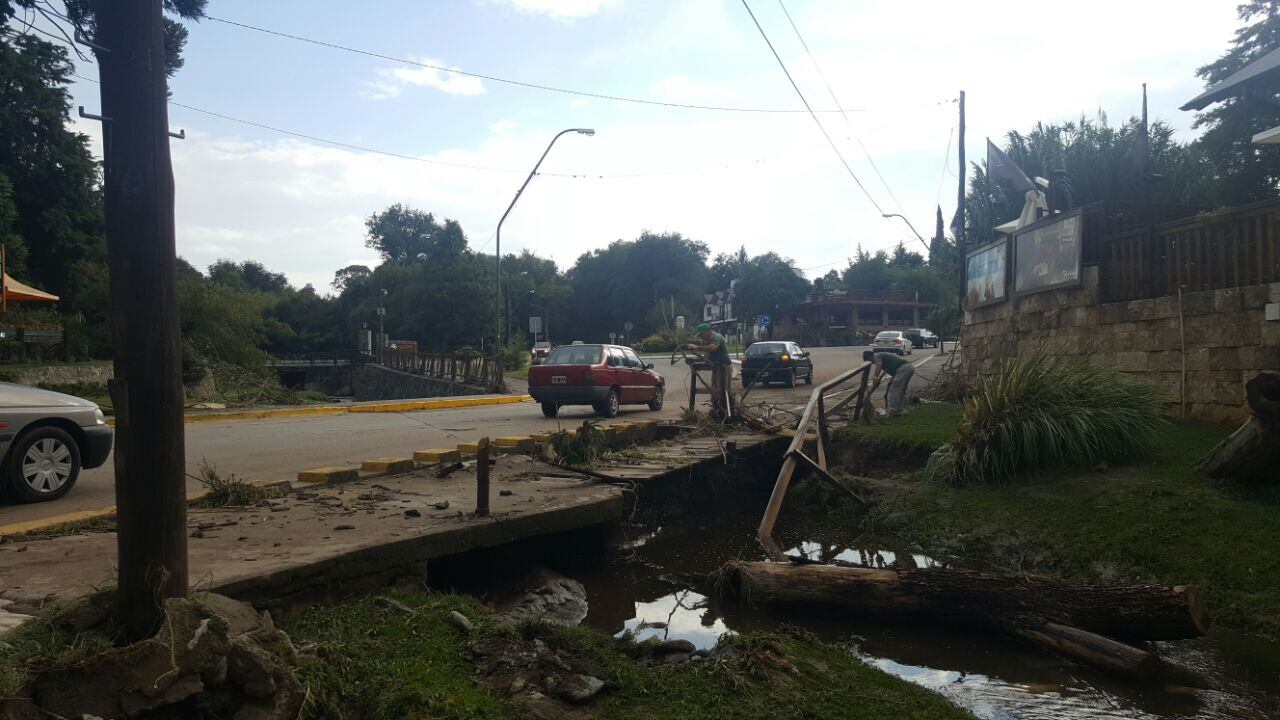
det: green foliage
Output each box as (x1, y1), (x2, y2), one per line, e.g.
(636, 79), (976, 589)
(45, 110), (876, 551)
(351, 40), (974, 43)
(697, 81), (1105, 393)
(500, 330), (529, 372)
(636, 328), (694, 353)
(548, 421), (607, 465)
(365, 204), (467, 264)
(924, 348), (1167, 486)
(191, 459), (279, 507)
(734, 252), (811, 328)
(0, 611), (117, 697)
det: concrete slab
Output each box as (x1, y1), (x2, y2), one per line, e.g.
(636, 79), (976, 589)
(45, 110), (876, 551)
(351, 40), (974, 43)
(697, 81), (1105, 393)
(414, 449), (461, 464)
(0, 455), (622, 613)
(360, 457), (415, 474)
(297, 467), (359, 484)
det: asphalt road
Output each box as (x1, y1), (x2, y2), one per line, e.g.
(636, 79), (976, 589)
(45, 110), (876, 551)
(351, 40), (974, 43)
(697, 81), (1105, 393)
(0, 345), (943, 527)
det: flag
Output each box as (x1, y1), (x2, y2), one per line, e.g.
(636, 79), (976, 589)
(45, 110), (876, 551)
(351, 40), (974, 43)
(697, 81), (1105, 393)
(986, 139), (1034, 194)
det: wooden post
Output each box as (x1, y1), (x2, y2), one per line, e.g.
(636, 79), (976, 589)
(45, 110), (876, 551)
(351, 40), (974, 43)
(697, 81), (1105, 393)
(97, 0), (188, 641)
(816, 394), (829, 471)
(956, 90), (967, 301)
(687, 363), (698, 414)
(475, 437), (490, 517)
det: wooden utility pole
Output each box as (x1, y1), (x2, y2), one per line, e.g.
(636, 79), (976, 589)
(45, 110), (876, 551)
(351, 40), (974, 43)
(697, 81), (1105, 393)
(956, 90), (967, 302)
(96, 0), (189, 641)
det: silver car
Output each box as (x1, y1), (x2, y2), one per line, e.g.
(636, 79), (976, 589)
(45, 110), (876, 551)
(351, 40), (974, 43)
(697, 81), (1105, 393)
(872, 330), (913, 356)
(0, 383), (113, 503)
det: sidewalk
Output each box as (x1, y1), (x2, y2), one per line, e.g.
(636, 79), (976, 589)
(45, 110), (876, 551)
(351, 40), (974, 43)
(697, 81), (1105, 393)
(113, 393), (534, 427)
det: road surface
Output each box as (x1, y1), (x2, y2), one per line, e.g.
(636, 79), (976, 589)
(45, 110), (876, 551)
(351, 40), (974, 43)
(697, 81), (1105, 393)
(0, 346), (944, 527)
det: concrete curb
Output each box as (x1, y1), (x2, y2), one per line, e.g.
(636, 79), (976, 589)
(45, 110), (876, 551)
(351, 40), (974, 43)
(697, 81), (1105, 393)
(105, 394), (536, 427)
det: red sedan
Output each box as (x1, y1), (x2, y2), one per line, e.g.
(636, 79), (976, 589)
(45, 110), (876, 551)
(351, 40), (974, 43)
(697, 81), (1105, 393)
(528, 343), (665, 418)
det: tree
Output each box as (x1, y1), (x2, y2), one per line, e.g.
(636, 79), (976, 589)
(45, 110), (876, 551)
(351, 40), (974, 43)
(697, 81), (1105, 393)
(843, 246), (891, 290)
(0, 172), (28, 277)
(365, 204), (467, 264)
(208, 259), (291, 294)
(734, 253), (810, 333)
(1193, 0), (1280, 204)
(708, 246), (748, 291)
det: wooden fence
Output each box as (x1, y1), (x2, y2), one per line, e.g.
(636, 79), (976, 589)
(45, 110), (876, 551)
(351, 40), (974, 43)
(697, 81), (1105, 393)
(1099, 198), (1280, 301)
(381, 349), (504, 388)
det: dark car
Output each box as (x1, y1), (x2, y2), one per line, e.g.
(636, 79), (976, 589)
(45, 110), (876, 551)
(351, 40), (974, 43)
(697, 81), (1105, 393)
(0, 383), (114, 503)
(528, 343), (664, 418)
(741, 341), (813, 388)
(904, 328), (939, 349)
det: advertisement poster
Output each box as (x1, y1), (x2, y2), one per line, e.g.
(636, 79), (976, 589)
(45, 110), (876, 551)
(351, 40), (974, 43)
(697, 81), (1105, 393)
(966, 241), (1007, 309)
(1014, 213), (1082, 295)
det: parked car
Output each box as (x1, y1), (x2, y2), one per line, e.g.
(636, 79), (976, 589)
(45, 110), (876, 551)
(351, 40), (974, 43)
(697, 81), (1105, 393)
(904, 328), (940, 349)
(872, 331), (913, 356)
(741, 341), (814, 388)
(528, 343), (664, 418)
(530, 341), (554, 364)
(0, 383), (113, 503)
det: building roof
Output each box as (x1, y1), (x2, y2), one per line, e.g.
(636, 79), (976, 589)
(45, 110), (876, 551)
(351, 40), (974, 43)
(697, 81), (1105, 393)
(1181, 46), (1280, 111)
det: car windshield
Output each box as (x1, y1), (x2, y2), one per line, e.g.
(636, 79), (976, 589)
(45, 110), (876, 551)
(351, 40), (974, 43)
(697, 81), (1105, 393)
(543, 345), (602, 365)
(876, 332), (900, 339)
(746, 342), (788, 356)
(534, 342), (551, 349)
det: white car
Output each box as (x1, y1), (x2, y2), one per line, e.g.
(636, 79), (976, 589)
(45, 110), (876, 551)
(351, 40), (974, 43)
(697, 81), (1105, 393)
(872, 331), (913, 356)
(0, 383), (113, 503)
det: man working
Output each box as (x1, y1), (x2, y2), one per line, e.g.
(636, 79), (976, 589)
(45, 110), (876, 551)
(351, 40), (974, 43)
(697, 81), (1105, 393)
(863, 349), (914, 416)
(687, 323), (733, 418)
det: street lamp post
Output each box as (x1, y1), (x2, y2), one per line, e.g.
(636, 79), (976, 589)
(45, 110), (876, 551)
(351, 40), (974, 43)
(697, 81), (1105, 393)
(495, 128), (594, 351)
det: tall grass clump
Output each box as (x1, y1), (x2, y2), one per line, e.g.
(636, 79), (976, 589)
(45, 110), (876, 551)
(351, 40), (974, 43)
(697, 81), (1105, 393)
(924, 348), (1167, 486)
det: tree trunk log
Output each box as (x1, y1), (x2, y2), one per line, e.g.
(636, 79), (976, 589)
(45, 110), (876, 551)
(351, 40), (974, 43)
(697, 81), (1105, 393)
(1007, 622), (1160, 678)
(720, 561), (1208, 641)
(1197, 372), (1280, 483)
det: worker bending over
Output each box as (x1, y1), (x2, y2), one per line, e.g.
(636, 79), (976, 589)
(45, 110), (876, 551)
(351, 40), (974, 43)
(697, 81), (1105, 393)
(687, 323), (733, 418)
(863, 349), (914, 416)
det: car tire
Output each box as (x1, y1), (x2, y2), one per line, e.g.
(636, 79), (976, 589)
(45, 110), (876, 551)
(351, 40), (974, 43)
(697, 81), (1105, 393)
(647, 385), (664, 411)
(595, 389), (620, 418)
(541, 402), (559, 418)
(7, 426), (81, 503)
(804, 368), (814, 385)
(784, 370), (796, 388)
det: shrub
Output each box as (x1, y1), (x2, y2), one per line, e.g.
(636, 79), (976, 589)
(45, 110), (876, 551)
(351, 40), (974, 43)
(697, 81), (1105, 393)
(636, 329), (694, 353)
(924, 347), (1167, 486)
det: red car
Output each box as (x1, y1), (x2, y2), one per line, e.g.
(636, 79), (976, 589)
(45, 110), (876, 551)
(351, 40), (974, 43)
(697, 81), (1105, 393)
(528, 343), (664, 418)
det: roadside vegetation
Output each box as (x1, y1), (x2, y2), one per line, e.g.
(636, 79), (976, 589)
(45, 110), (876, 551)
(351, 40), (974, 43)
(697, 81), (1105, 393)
(834, 404), (1280, 639)
(286, 590), (974, 720)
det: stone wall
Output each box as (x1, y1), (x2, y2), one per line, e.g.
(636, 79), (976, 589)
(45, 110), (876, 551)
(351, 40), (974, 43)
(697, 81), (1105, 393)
(960, 267), (1280, 424)
(353, 363), (488, 402)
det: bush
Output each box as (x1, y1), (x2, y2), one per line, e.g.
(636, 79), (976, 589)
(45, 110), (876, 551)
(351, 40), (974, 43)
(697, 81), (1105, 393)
(500, 332), (529, 371)
(924, 347), (1167, 486)
(636, 329), (694, 354)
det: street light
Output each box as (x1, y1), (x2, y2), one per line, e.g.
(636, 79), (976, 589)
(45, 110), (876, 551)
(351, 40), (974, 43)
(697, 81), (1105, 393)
(495, 128), (594, 350)
(881, 213), (930, 253)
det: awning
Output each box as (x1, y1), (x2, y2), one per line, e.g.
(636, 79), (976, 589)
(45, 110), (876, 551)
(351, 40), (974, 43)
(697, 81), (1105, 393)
(1181, 45), (1280, 111)
(3, 273), (59, 303)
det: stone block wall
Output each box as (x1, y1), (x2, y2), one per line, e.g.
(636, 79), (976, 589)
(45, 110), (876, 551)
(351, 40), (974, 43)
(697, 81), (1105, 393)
(960, 266), (1280, 424)
(353, 364), (487, 402)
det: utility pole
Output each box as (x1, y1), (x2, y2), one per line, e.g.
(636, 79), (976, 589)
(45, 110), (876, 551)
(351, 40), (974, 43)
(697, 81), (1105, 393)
(956, 90), (967, 304)
(377, 288), (387, 360)
(96, 0), (188, 641)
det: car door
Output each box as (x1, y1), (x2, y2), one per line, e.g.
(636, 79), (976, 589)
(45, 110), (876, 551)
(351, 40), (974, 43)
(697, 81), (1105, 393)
(623, 348), (654, 401)
(605, 347), (631, 401)
(792, 343), (812, 378)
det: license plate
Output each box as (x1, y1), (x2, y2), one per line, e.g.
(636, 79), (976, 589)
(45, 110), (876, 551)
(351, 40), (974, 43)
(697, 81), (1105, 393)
(551, 376), (567, 384)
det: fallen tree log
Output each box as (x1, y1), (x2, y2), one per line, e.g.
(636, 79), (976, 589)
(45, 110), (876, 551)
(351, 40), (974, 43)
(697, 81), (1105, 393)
(1197, 373), (1280, 483)
(719, 561), (1208, 641)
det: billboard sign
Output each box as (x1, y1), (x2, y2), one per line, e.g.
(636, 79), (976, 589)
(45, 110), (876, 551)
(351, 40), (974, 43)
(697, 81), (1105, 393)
(1014, 212), (1082, 295)
(966, 239), (1008, 310)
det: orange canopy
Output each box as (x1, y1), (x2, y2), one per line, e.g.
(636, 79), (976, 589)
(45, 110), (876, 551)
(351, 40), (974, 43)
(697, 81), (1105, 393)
(3, 273), (59, 303)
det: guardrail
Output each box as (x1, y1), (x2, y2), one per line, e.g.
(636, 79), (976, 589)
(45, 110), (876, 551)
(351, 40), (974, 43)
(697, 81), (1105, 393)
(269, 350), (368, 368)
(380, 349), (504, 388)
(757, 360), (873, 560)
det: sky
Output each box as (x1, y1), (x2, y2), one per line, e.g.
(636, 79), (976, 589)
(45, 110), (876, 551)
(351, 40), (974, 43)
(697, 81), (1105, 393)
(23, 0), (1244, 291)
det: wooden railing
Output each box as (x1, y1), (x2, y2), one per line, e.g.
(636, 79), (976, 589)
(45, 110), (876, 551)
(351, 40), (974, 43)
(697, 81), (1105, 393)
(1099, 198), (1280, 301)
(757, 361), (873, 560)
(380, 349), (504, 388)
(804, 289), (921, 304)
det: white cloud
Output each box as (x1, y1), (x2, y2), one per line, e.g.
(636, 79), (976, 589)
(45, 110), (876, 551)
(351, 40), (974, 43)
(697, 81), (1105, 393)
(489, 119), (517, 133)
(364, 57), (486, 99)
(487, 0), (611, 20)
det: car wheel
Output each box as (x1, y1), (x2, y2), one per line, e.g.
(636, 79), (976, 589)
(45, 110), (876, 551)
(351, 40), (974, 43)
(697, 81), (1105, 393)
(784, 369), (796, 388)
(804, 368), (814, 385)
(596, 389), (620, 418)
(647, 385), (664, 411)
(541, 402), (559, 418)
(7, 426), (81, 503)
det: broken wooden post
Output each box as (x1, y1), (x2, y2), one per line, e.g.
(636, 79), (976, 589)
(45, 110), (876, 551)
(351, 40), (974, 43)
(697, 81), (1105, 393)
(476, 437), (490, 517)
(1197, 372), (1280, 483)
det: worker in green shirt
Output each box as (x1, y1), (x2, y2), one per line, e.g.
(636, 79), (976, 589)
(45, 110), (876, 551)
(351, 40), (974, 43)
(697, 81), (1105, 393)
(687, 323), (733, 418)
(863, 349), (914, 416)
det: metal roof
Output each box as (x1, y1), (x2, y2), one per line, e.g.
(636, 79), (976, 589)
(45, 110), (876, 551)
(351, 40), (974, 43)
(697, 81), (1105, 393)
(1182, 45), (1280, 111)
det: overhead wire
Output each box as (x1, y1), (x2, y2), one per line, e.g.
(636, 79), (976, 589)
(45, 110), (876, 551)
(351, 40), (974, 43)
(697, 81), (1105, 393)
(935, 124), (954, 208)
(737, 0), (885, 217)
(206, 15), (882, 115)
(775, 0), (904, 213)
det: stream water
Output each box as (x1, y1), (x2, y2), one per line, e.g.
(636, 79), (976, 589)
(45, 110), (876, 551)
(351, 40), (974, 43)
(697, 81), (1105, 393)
(549, 515), (1280, 720)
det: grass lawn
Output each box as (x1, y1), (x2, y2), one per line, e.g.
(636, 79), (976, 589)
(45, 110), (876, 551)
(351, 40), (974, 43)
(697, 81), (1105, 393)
(286, 591), (974, 720)
(835, 404), (1280, 639)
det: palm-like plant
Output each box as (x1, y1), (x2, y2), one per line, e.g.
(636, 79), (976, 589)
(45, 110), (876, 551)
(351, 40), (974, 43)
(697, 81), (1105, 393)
(925, 348), (1167, 486)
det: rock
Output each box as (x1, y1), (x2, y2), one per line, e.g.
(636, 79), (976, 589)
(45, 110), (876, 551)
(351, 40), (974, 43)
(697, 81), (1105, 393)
(499, 489), (514, 496)
(447, 610), (474, 632)
(403, 508), (421, 518)
(50, 589), (115, 633)
(653, 639), (695, 656)
(373, 596), (414, 615)
(197, 593), (267, 637)
(0, 608), (34, 637)
(663, 652), (690, 665)
(492, 568), (589, 627)
(227, 638), (279, 698)
(333, 524), (355, 531)
(548, 674), (605, 704)
(432, 500), (450, 510)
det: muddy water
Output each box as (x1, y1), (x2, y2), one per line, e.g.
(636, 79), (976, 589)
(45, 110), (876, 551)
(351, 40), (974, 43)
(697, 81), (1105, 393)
(555, 514), (1280, 720)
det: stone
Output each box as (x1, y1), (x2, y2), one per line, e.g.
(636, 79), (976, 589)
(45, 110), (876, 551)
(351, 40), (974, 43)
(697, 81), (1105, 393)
(493, 569), (589, 627)
(548, 673), (605, 704)
(403, 508), (421, 518)
(50, 588), (115, 633)
(0, 608), (33, 637)
(373, 596), (414, 615)
(447, 610), (474, 632)
(227, 638), (278, 698)
(196, 593), (268, 637)
(663, 652), (691, 665)
(653, 638), (696, 656)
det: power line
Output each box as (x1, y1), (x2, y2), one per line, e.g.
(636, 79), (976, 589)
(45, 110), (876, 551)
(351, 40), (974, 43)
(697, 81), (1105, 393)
(207, 15), (876, 115)
(738, 0), (885, 216)
(935, 124), (955, 208)
(775, 0), (904, 213)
